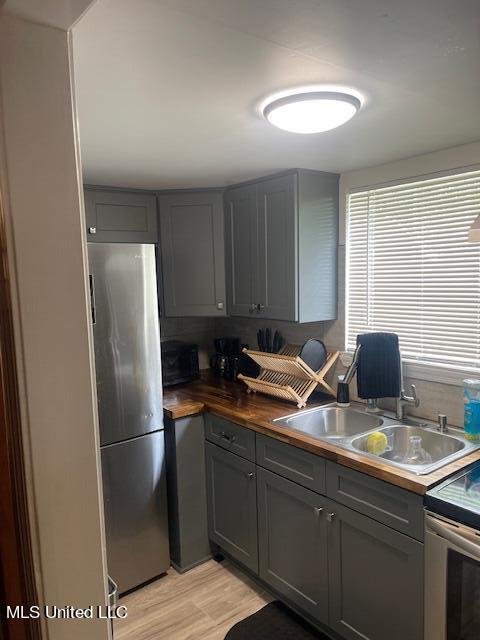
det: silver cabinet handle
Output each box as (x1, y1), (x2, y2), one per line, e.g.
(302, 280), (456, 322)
(88, 226), (97, 234)
(219, 431), (236, 443)
(326, 512), (335, 522)
(314, 507), (323, 515)
(256, 304), (265, 312)
(247, 472), (254, 479)
(249, 304), (256, 313)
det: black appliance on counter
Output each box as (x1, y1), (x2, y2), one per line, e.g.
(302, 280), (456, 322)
(210, 337), (243, 380)
(161, 340), (199, 387)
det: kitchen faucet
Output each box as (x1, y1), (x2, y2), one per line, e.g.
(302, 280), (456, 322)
(339, 345), (423, 422)
(395, 384), (420, 420)
(337, 344), (379, 410)
(395, 355), (421, 421)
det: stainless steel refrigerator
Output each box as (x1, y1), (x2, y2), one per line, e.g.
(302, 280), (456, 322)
(88, 243), (169, 594)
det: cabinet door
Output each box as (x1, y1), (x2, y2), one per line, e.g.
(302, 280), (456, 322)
(224, 185), (257, 316)
(159, 192), (226, 316)
(327, 500), (424, 640)
(84, 189), (157, 243)
(205, 442), (258, 573)
(257, 174), (297, 320)
(257, 468), (328, 624)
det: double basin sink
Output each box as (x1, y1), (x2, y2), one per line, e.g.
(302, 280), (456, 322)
(271, 404), (480, 475)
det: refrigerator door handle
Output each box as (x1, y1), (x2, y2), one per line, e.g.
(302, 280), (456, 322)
(89, 274), (96, 325)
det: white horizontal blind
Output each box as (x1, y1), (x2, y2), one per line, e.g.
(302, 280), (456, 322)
(346, 169), (480, 369)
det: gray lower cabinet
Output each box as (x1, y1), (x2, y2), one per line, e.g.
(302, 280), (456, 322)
(205, 430), (424, 640)
(327, 499), (424, 640)
(158, 191), (226, 317)
(84, 188), (158, 243)
(257, 467), (329, 623)
(205, 442), (258, 573)
(165, 414), (210, 572)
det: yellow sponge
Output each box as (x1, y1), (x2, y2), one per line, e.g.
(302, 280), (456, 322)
(366, 431), (388, 455)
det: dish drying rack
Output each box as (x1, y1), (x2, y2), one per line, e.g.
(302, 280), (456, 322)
(238, 344), (339, 408)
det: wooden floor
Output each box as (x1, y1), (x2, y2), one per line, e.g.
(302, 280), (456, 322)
(114, 559), (272, 640)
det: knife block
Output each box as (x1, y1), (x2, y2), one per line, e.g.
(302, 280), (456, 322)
(238, 344), (339, 408)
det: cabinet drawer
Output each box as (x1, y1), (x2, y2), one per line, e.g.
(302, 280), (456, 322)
(256, 434), (325, 494)
(205, 413), (255, 461)
(327, 460), (423, 540)
(326, 461), (424, 541)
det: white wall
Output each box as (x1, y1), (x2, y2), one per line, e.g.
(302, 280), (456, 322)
(4, 0), (94, 29)
(339, 140), (480, 244)
(0, 10), (109, 640)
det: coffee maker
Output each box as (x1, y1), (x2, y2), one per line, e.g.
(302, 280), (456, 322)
(210, 337), (241, 380)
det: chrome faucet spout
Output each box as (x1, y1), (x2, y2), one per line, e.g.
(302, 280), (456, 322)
(396, 383), (420, 420)
(343, 344), (362, 385)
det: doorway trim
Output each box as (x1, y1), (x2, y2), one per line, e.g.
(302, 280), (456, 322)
(0, 190), (41, 640)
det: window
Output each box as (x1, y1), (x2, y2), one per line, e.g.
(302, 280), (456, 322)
(346, 169), (480, 375)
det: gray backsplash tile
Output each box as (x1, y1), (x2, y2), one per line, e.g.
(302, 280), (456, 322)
(160, 317), (215, 369)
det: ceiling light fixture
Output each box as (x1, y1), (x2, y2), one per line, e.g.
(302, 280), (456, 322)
(263, 91), (361, 134)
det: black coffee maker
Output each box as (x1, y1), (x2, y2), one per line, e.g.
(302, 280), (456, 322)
(210, 337), (242, 380)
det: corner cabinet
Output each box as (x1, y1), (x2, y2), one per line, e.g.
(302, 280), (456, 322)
(84, 188), (158, 243)
(224, 170), (339, 322)
(158, 191), (226, 317)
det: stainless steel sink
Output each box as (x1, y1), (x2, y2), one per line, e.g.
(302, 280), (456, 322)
(272, 406), (384, 440)
(349, 424), (472, 474)
(271, 404), (480, 475)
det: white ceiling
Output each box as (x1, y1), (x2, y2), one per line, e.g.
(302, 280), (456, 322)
(73, 0), (480, 189)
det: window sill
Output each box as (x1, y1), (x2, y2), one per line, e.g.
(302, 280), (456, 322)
(403, 360), (478, 387)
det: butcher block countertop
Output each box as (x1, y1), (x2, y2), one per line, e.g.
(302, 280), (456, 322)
(163, 371), (480, 495)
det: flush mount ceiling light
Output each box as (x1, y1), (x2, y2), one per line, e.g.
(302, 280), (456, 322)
(263, 91), (361, 134)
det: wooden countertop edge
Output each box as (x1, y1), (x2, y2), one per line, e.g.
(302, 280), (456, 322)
(164, 400), (205, 420)
(163, 381), (480, 495)
(242, 417), (480, 494)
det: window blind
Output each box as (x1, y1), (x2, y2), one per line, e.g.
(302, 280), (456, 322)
(346, 169), (480, 369)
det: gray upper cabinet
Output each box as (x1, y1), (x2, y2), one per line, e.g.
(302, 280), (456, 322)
(205, 441), (258, 573)
(257, 467), (329, 623)
(158, 191), (226, 317)
(84, 188), (158, 243)
(327, 499), (424, 640)
(224, 185), (257, 316)
(225, 169), (339, 322)
(257, 175), (297, 320)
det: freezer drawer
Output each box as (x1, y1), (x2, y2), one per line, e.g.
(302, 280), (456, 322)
(101, 431), (170, 593)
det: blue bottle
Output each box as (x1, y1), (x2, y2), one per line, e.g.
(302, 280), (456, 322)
(464, 379), (480, 441)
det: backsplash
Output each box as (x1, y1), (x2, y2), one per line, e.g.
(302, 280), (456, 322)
(214, 316), (327, 351)
(160, 317), (215, 369)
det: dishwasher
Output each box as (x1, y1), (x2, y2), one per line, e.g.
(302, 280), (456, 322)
(425, 463), (480, 640)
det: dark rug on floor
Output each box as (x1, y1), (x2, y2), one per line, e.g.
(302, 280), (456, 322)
(224, 601), (332, 640)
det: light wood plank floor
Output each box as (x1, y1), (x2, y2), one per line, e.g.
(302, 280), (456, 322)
(114, 559), (272, 640)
